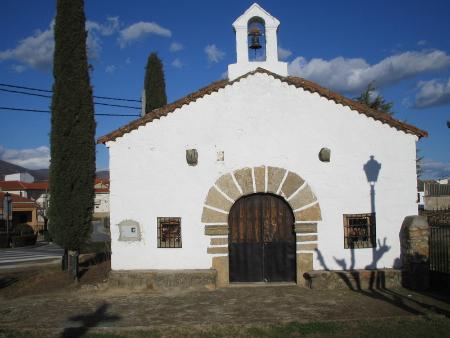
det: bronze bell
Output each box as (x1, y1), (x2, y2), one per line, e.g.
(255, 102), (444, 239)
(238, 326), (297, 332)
(248, 27), (262, 50)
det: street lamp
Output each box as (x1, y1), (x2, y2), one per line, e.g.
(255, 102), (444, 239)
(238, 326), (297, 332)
(2, 193), (12, 235)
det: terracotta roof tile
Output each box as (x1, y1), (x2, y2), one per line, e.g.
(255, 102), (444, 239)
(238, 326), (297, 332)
(98, 68), (427, 144)
(0, 181), (28, 191)
(0, 181), (48, 191)
(0, 191), (38, 206)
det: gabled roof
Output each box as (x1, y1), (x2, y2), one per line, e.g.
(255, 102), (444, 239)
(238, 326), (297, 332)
(0, 181), (48, 191)
(98, 68), (428, 144)
(0, 181), (28, 191)
(0, 191), (38, 209)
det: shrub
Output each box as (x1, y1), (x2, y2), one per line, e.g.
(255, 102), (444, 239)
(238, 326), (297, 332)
(0, 234), (10, 248)
(13, 223), (34, 236)
(11, 234), (37, 247)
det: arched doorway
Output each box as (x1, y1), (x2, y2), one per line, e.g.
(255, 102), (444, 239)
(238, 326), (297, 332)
(228, 193), (296, 283)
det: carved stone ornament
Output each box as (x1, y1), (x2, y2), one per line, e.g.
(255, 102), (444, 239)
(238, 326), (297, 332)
(319, 148), (331, 162)
(118, 219), (141, 241)
(186, 149), (198, 166)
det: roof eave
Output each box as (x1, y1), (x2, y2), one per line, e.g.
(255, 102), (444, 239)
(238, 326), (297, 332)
(97, 68), (427, 143)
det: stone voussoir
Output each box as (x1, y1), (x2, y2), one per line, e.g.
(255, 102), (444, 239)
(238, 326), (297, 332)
(297, 234), (318, 242)
(234, 167), (253, 195)
(295, 223), (317, 233)
(280, 171), (305, 199)
(288, 185), (316, 211)
(207, 246), (228, 254)
(294, 203), (322, 222)
(297, 243), (318, 251)
(201, 207), (229, 223)
(215, 173), (241, 201)
(205, 225), (229, 236)
(267, 167), (286, 193)
(204, 186), (233, 212)
(210, 237), (228, 245)
(254, 166), (265, 192)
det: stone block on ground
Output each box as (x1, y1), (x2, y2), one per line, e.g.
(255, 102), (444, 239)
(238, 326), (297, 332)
(304, 269), (402, 290)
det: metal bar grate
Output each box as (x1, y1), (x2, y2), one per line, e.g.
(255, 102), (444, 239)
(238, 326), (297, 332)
(157, 217), (182, 248)
(343, 213), (376, 249)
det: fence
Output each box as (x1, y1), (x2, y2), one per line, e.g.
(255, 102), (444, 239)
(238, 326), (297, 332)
(424, 209), (450, 290)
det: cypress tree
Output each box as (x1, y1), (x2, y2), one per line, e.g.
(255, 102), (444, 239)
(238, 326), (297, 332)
(144, 52), (167, 113)
(49, 0), (95, 274)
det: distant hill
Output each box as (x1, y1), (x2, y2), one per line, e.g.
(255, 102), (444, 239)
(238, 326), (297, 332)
(96, 170), (110, 179)
(0, 159), (108, 181)
(0, 159), (49, 181)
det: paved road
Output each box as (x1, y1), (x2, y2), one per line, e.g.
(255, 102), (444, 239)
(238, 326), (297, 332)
(0, 243), (63, 267)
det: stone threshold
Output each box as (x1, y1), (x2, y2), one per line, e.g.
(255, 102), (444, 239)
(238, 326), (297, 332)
(228, 282), (297, 287)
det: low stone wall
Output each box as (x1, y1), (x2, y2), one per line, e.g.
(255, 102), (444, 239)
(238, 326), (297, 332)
(109, 269), (217, 291)
(400, 215), (430, 290)
(303, 269), (401, 290)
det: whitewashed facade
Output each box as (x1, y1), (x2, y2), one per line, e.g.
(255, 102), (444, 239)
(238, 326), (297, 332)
(100, 4), (426, 286)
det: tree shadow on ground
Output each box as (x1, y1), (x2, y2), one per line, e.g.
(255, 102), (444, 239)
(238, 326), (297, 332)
(0, 276), (18, 289)
(60, 303), (120, 338)
(315, 245), (450, 317)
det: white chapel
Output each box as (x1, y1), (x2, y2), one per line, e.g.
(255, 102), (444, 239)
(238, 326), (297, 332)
(99, 3), (426, 288)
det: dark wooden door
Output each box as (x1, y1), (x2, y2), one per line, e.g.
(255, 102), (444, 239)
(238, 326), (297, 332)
(228, 193), (296, 282)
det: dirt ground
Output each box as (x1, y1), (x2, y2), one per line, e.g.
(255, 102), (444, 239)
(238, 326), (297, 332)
(0, 262), (449, 336)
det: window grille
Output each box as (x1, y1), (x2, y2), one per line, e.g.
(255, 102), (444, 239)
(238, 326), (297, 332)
(157, 217), (182, 248)
(343, 213), (376, 249)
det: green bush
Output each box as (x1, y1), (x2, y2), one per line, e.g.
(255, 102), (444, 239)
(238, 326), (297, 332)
(43, 230), (52, 242)
(11, 234), (37, 247)
(13, 223), (35, 236)
(0, 234), (10, 248)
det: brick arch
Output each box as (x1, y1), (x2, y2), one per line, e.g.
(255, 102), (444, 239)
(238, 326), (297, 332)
(201, 166), (321, 225)
(202, 166), (321, 287)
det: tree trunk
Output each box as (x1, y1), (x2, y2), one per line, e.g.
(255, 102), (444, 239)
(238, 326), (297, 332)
(68, 250), (79, 281)
(61, 249), (68, 271)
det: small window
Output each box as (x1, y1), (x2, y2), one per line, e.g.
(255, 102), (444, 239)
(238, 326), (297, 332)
(157, 217), (182, 248)
(343, 213), (376, 249)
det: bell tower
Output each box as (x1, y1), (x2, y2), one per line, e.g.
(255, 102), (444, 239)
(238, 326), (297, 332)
(227, 3), (288, 80)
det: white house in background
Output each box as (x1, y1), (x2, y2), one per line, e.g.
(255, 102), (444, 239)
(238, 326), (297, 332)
(5, 172), (35, 183)
(99, 3), (427, 286)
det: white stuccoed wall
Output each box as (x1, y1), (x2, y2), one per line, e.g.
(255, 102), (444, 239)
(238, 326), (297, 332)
(107, 72), (418, 271)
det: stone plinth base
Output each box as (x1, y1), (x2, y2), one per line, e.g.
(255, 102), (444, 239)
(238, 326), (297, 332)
(303, 269), (402, 290)
(109, 269), (217, 291)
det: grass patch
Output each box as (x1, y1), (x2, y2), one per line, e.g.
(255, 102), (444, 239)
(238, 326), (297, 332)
(2, 316), (448, 338)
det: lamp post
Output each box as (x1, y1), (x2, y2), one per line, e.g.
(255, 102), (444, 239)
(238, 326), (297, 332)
(2, 193), (12, 235)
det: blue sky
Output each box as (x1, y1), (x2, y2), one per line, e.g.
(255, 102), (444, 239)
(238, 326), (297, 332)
(0, 0), (449, 178)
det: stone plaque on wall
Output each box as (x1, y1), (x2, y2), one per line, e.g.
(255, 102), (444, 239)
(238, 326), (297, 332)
(118, 219), (141, 241)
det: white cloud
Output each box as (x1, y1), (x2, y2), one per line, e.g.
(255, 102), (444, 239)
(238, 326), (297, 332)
(171, 58), (183, 69)
(118, 22), (171, 48)
(125, 57), (132, 64)
(0, 17), (122, 72)
(0, 145), (50, 169)
(105, 65), (117, 74)
(170, 42), (183, 52)
(86, 16), (120, 36)
(421, 158), (450, 179)
(85, 16), (121, 58)
(414, 77), (450, 108)
(11, 64), (26, 73)
(288, 50), (450, 94)
(417, 40), (427, 46)
(0, 22), (54, 71)
(278, 46), (292, 60)
(204, 44), (225, 64)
